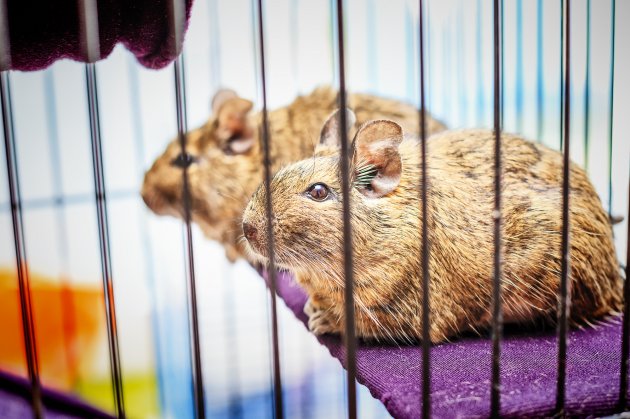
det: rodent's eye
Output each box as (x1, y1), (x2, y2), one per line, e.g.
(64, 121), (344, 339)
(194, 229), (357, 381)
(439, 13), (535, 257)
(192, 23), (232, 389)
(306, 183), (331, 202)
(171, 152), (196, 168)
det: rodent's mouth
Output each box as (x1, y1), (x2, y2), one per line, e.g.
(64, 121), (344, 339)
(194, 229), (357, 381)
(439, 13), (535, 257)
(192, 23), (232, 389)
(241, 237), (269, 264)
(142, 190), (181, 218)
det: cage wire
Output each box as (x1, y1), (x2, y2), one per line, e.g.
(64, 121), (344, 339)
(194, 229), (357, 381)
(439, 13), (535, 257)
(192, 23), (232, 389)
(1, 0), (629, 418)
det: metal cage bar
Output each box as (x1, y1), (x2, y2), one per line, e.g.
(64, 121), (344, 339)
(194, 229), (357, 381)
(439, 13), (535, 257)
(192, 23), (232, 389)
(0, 1), (44, 416)
(173, 55), (206, 419)
(555, 0), (571, 415)
(583, 0), (591, 172)
(85, 62), (126, 418)
(254, 0), (285, 417)
(77, 0), (128, 416)
(418, 1), (431, 417)
(78, 1), (126, 415)
(1, 71), (44, 419)
(607, 0), (616, 215)
(168, 0), (207, 416)
(490, 0), (503, 416)
(334, 0), (359, 417)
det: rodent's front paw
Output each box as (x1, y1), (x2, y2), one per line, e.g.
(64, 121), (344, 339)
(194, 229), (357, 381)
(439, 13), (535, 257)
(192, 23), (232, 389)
(307, 308), (339, 336)
(304, 298), (318, 317)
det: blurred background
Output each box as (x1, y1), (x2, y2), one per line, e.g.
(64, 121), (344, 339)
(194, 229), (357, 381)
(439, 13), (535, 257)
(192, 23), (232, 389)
(1, 0), (629, 417)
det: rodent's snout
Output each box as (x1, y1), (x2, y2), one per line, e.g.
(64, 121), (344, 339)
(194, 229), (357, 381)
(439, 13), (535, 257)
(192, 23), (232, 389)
(242, 221), (258, 244)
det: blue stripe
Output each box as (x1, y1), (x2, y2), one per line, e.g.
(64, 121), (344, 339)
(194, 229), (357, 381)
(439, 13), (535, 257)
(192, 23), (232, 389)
(476, 0), (485, 126)
(583, 0), (591, 171)
(367, 0), (378, 91)
(536, 0), (544, 141)
(515, 0), (524, 134)
(126, 55), (167, 417)
(404, 1), (415, 103)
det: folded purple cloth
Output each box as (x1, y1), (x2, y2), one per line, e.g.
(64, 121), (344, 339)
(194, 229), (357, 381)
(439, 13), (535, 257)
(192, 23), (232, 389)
(3, 0), (193, 71)
(0, 370), (114, 418)
(262, 269), (626, 418)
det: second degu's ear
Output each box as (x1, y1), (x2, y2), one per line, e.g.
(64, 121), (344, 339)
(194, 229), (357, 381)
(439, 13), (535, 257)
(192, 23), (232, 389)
(211, 89), (255, 154)
(352, 120), (404, 198)
(318, 108), (357, 148)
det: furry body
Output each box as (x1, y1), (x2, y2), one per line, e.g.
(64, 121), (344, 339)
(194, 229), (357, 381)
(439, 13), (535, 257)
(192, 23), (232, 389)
(243, 128), (622, 343)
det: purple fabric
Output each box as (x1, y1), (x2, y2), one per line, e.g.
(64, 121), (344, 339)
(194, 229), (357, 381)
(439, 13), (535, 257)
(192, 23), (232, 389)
(263, 269), (626, 418)
(4, 0), (193, 71)
(0, 370), (114, 418)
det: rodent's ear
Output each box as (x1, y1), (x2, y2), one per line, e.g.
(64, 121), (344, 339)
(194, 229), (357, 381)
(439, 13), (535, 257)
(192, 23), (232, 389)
(352, 120), (403, 198)
(214, 93), (255, 154)
(211, 88), (238, 115)
(318, 108), (357, 148)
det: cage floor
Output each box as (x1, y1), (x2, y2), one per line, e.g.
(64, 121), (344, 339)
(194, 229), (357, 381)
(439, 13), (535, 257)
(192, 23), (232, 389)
(261, 269), (625, 418)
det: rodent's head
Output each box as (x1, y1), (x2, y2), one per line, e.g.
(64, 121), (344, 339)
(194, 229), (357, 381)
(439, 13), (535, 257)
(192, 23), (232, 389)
(141, 89), (261, 257)
(242, 109), (404, 282)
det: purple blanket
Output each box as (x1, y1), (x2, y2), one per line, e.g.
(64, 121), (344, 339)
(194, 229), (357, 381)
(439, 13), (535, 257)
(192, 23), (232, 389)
(0, 370), (114, 418)
(263, 270), (626, 418)
(3, 0), (193, 71)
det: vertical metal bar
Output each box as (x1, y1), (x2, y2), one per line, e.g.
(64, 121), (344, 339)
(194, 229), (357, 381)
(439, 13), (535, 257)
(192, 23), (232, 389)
(499, 0), (504, 130)
(536, 0), (544, 141)
(173, 55), (206, 419)
(425, 0), (432, 114)
(418, 2), (430, 417)
(0, 0), (9, 72)
(334, 0), (358, 417)
(555, 0), (571, 415)
(255, 1), (284, 418)
(167, 0), (206, 415)
(1, 72), (44, 419)
(606, 0), (616, 216)
(490, 0), (503, 417)
(620, 179), (630, 410)
(558, 0), (564, 148)
(0, 1), (43, 416)
(583, 0), (591, 172)
(85, 63), (126, 418)
(79, 0), (125, 415)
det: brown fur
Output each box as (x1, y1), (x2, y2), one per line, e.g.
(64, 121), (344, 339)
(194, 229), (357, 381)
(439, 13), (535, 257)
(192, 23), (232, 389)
(141, 86), (446, 261)
(242, 123), (623, 343)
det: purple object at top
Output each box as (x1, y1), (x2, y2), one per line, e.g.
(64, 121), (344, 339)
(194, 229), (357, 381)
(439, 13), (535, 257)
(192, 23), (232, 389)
(2, 0), (194, 71)
(262, 269), (626, 418)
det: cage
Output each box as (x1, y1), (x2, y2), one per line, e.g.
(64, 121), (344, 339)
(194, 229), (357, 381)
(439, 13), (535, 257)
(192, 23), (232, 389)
(0, 0), (629, 418)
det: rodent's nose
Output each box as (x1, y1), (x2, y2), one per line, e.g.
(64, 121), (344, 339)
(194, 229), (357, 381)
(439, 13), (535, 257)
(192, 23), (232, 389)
(243, 221), (258, 243)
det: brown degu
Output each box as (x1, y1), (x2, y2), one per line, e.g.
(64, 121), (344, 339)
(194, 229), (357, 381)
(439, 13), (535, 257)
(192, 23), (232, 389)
(141, 86), (446, 261)
(241, 110), (622, 343)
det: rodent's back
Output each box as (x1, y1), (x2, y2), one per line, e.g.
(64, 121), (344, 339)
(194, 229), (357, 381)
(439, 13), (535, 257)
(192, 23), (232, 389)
(410, 130), (622, 329)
